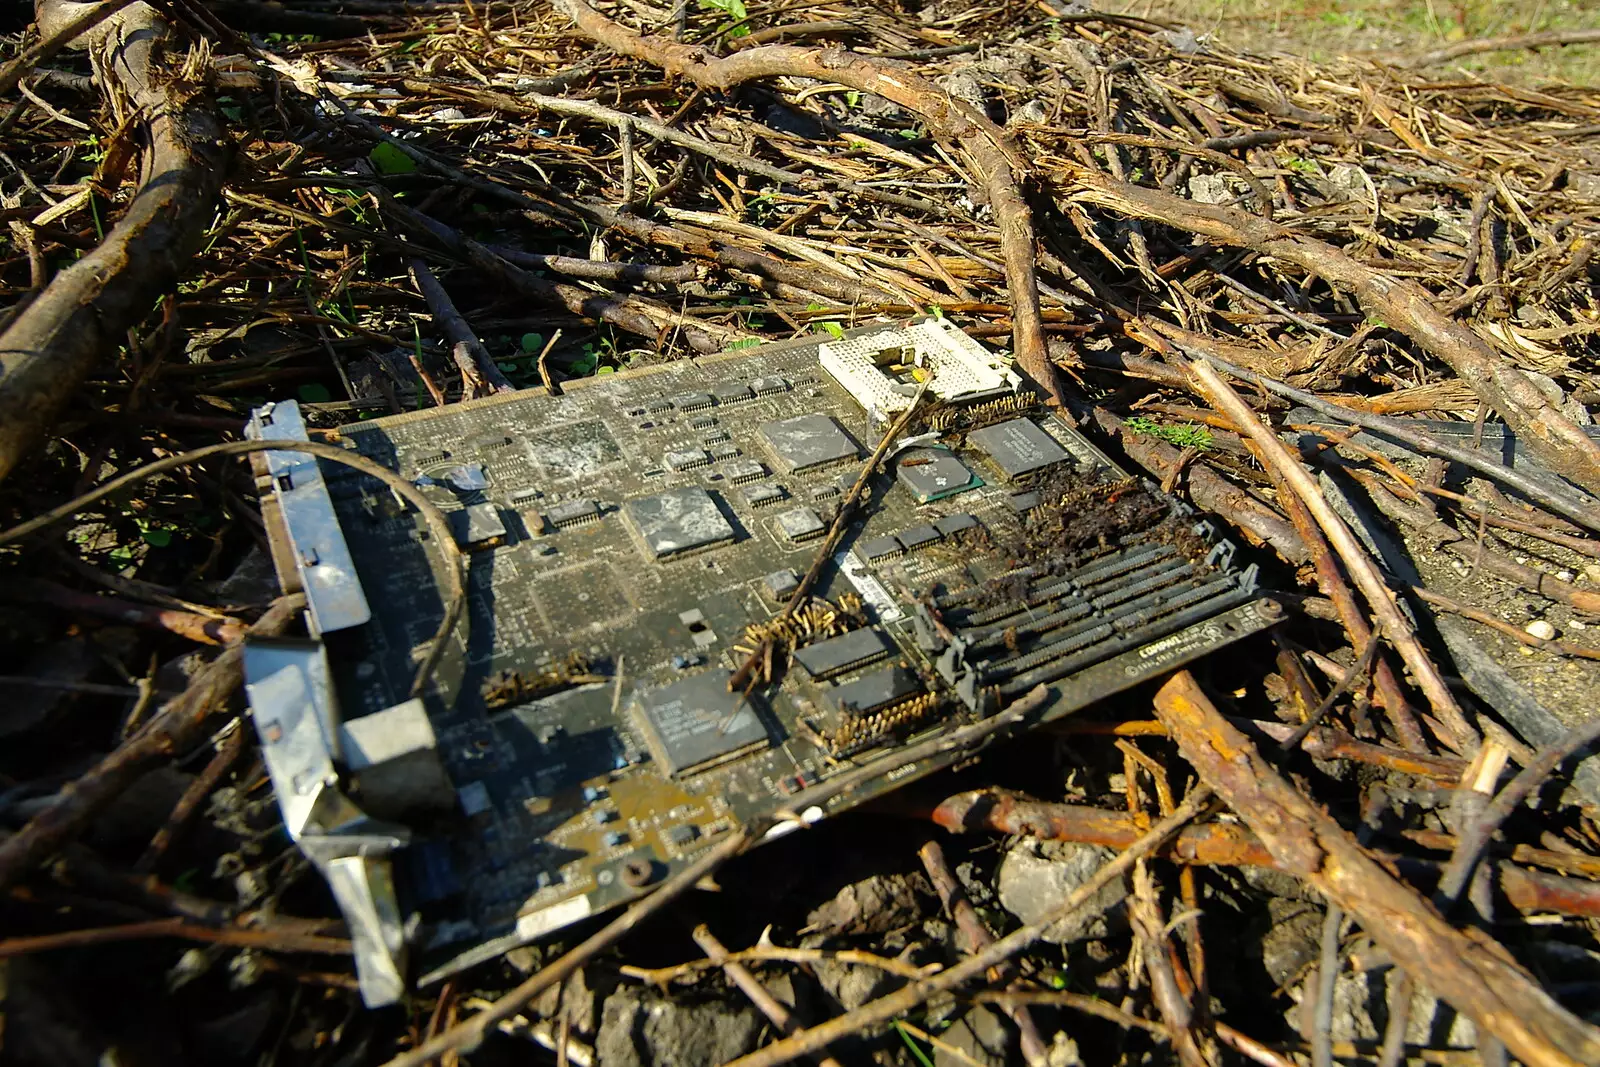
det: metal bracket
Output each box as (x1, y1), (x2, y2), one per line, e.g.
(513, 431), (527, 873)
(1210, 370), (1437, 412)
(246, 400), (371, 635)
(243, 638), (410, 1007)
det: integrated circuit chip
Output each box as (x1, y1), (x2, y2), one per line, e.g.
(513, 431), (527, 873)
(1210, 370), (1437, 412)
(935, 513), (979, 536)
(634, 670), (773, 776)
(742, 483), (787, 508)
(759, 414), (860, 473)
(967, 419), (1069, 479)
(673, 392), (714, 411)
(724, 459), (767, 484)
(830, 665), (920, 716)
(793, 628), (894, 678)
(713, 381), (754, 404)
(544, 498), (600, 528)
(898, 524), (941, 550)
(665, 448), (711, 471)
(896, 449), (980, 503)
(858, 534), (903, 561)
(625, 486), (736, 558)
(775, 506), (826, 542)
(451, 503), (507, 549)
(762, 568), (800, 599)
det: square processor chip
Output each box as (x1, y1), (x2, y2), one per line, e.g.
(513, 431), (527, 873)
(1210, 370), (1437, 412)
(895, 448), (979, 503)
(634, 670), (773, 776)
(759, 414), (861, 472)
(624, 486), (736, 558)
(967, 419), (1070, 479)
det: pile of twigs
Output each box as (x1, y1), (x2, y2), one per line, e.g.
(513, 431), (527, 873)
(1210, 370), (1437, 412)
(3, 1), (1600, 1064)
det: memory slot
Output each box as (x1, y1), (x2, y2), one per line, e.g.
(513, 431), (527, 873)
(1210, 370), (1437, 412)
(981, 574), (1227, 679)
(1067, 543), (1174, 589)
(1088, 560), (1195, 611)
(998, 580), (1249, 696)
(961, 554), (1188, 635)
(966, 599), (1095, 651)
(1107, 574), (1243, 635)
(949, 544), (1175, 628)
(981, 621), (1117, 678)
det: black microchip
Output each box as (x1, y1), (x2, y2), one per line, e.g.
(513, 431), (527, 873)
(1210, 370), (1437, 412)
(896, 449), (979, 503)
(451, 503), (507, 548)
(858, 535), (903, 561)
(793, 628), (894, 678)
(935, 513), (979, 536)
(625, 487), (736, 558)
(968, 419), (1069, 479)
(634, 670), (773, 776)
(760, 414), (861, 472)
(1008, 491), (1043, 512)
(713, 381), (754, 404)
(674, 392), (714, 410)
(830, 665), (920, 716)
(898, 524), (941, 550)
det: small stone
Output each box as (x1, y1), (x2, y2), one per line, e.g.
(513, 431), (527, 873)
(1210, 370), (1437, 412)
(1557, 571), (1575, 582)
(1585, 564), (1600, 584)
(803, 873), (929, 937)
(997, 839), (1130, 944)
(1571, 619), (1587, 631)
(1526, 620), (1557, 641)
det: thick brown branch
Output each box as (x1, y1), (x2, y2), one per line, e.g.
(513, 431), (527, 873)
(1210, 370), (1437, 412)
(1152, 671), (1600, 1067)
(554, 0), (1062, 405)
(1061, 167), (1600, 496)
(0, 1), (226, 483)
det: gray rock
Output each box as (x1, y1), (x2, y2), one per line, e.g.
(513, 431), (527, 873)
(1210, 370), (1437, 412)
(1187, 173), (1235, 205)
(996, 839), (1129, 944)
(811, 957), (896, 1011)
(1, 638), (97, 738)
(939, 70), (986, 111)
(1288, 967), (1477, 1048)
(595, 987), (762, 1067)
(1010, 99), (1049, 126)
(935, 1004), (1011, 1067)
(804, 872), (929, 937)
(1257, 897), (1324, 986)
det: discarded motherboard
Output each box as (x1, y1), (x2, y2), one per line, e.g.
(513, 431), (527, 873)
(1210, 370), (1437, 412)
(242, 319), (1273, 1003)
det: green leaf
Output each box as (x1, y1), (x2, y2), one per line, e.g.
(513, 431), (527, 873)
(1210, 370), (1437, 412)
(596, 366), (615, 376)
(497, 362), (517, 373)
(892, 1023), (935, 1067)
(726, 338), (762, 350)
(520, 332), (545, 354)
(816, 322), (845, 340)
(297, 383), (333, 404)
(1125, 416), (1213, 451)
(141, 527), (173, 548)
(369, 141), (417, 175)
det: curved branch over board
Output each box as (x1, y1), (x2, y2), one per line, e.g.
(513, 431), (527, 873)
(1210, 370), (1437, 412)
(0, 1), (226, 484)
(1060, 166), (1600, 498)
(553, 0), (1064, 408)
